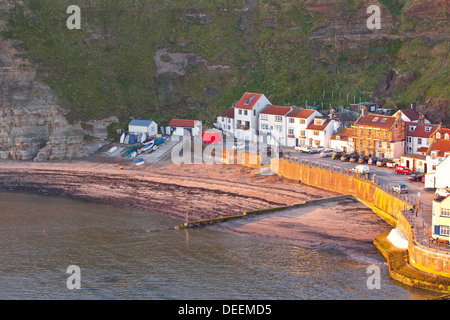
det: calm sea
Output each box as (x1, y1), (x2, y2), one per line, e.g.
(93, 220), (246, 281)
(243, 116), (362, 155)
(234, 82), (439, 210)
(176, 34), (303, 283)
(0, 192), (441, 300)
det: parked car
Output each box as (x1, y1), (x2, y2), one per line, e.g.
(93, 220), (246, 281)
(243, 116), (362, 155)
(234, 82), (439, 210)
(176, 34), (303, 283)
(358, 156), (370, 164)
(395, 166), (413, 175)
(421, 176), (426, 183)
(297, 146), (319, 154)
(349, 155), (359, 163)
(351, 165), (370, 174)
(320, 149), (334, 158)
(408, 173), (424, 182)
(436, 188), (450, 197)
(332, 152), (345, 160)
(341, 153), (356, 162)
(368, 157), (378, 165)
(386, 161), (397, 168)
(393, 184), (408, 194)
(376, 158), (389, 167)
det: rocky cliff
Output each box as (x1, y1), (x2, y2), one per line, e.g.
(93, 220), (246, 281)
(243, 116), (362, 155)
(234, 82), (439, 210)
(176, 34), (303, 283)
(0, 36), (115, 161)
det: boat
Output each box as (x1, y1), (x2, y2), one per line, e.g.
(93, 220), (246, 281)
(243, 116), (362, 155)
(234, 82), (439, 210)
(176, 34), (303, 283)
(143, 137), (155, 144)
(129, 136), (136, 144)
(140, 133), (147, 143)
(108, 146), (118, 153)
(120, 133), (125, 144)
(155, 137), (165, 145)
(135, 160), (145, 166)
(137, 133), (142, 144)
(124, 145), (139, 155)
(126, 151), (137, 159)
(124, 135), (130, 144)
(142, 141), (155, 152)
(133, 158), (144, 164)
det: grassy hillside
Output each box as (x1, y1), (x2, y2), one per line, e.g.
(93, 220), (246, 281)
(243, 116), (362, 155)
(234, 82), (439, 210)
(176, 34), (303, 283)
(2, 0), (449, 127)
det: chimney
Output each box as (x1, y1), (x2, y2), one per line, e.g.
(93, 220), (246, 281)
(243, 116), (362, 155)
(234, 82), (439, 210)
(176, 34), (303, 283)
(329, 107), (335, 120)
(361, 106), (367, 117)
(418, 114), (425, 126)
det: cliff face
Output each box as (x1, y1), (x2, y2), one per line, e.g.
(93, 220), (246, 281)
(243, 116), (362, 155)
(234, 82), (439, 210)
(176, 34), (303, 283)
(0, 0), (448, 154)
(0, 37), (115, 161)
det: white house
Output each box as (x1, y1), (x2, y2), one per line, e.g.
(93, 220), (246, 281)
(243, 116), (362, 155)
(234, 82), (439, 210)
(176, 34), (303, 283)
(234, 92), (271, 142)
(305, 116), (340, 149)
(216, 107), (235, 135)
(394, 105), (430, 124)
(285, 108), (322, 148)
(128, 120), (158, 136)
(405, 119), (438, 154)
(424, 128), (450, 189)
(330, 127), (355, 153)
(167, 119), (202, 137)
(258, 105), (292, 146)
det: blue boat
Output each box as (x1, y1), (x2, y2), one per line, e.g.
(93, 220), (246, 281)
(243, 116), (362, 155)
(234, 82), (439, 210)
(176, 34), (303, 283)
(142, 141), (155, 152)
(129, 136), (136, 144)
(133, 158), (144, 164)
(155, 138), (165, 145)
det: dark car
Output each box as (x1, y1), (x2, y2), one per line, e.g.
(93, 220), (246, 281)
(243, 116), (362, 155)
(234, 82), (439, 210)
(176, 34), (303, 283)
(368, 157), (379, 165)
(376, 158), (388, 167)
(332, 152), (345, 160)
(340, 154), (352, 162)
(408, 173), (424, 182)
(349, 155), (359, 163)
(358, 156), (370, 164)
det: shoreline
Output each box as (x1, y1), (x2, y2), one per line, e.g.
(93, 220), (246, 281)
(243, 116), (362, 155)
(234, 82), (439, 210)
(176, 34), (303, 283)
(0, 158), (395, 263)
(0, 158), (336, 222)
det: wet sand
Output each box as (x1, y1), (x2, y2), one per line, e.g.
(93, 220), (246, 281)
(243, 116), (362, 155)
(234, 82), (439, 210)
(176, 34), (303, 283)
(214, 196), (392, 255)
(0, 158), (335, 221)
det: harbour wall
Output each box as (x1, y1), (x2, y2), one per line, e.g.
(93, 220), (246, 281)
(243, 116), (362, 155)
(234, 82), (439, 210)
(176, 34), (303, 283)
(220, 150), (450, 282)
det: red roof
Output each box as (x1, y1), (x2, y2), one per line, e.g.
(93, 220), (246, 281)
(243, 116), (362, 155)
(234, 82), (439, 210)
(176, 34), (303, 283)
(306, 118), (331, 131)
(399, 108), (421, 121)
(405, 122), (439, 138)
(219, 107), (235, 118)
(354, 113), (396, 128)
(286, 108), (317, 119)
(417, 147), (429, 153)
(235, 92), (263, 110)
(168, 119), (199, 128)
(428, 138), (450, 157)
(260, 105), (292, 116)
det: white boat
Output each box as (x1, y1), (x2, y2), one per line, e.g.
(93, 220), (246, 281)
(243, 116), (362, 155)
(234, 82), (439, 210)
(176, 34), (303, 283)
(120, 133), (125, 144)
(108, 146), (118, 153)
(142, 141), (155, 152)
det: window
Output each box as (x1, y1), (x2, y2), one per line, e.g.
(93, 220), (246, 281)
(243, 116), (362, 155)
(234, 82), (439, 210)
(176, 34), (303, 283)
(409, 126), (416, 132)
(261, 124), (269, 130)
(425, 126), (432, 132)
(313, 131), (320, 136)
(446, 134), (450, 140)
(261, 114), (268, 120)
(289, 118), (295, 124)
(300, 130), (306, 137)
(275, 116), (283, 122)
(276, 125), (283, 133)
(288, 128), (294, 135)
(440, 225), (449, 237)
(299, 119), (306, 125)
(238, 109), (242, 115)
(372, 117), (379, 122)
(442, 208), (450, 217)
(314, 119), (323, 125)
(381, 119), (387, 123)
(418, 138), (422, 145)
(244, 110), (248, 116)
(437, 133), (441, 139)
(407, 137), (412, 143)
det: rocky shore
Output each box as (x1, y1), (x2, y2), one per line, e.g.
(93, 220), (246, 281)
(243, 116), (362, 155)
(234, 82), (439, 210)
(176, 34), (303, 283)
(0, 158), (336, 221)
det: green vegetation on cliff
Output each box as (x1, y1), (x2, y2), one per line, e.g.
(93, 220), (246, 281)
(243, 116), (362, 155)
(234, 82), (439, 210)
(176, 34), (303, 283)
(2, 0), (449, 126)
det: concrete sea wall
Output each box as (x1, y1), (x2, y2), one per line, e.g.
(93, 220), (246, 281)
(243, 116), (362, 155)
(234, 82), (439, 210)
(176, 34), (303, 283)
(219, 150), (450, 286)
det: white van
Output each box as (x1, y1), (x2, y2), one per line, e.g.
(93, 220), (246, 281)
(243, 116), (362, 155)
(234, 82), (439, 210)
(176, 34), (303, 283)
(351, 165), (370, 174)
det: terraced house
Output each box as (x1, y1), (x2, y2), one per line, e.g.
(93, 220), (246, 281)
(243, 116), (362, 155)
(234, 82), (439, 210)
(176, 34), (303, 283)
(285, 108), (322, 148)
(258, 105), (293, 146)
(352, 108), (406, 159)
